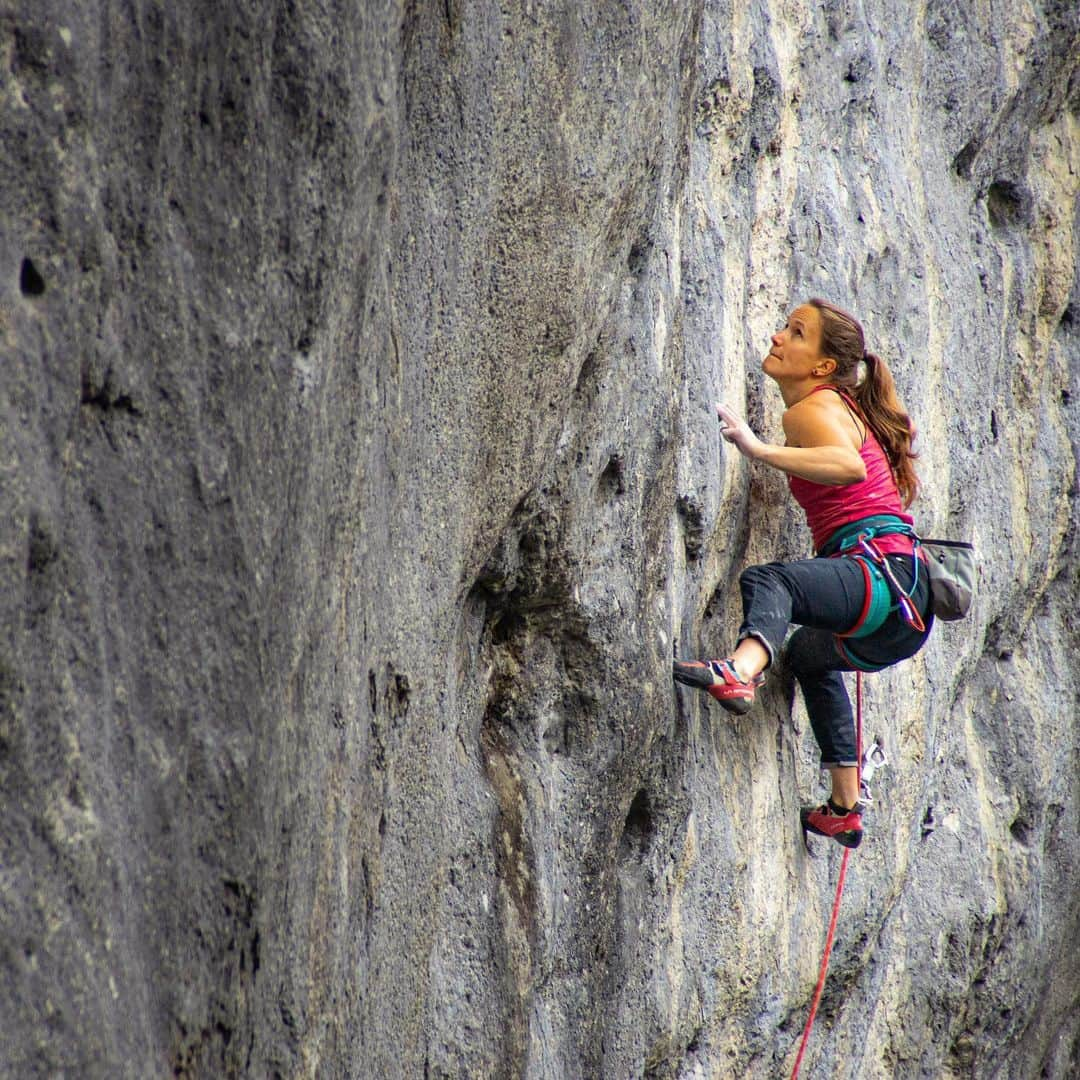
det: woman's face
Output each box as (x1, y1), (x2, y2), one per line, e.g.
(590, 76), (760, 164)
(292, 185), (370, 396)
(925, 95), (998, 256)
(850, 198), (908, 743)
(762, 304), (828, 383)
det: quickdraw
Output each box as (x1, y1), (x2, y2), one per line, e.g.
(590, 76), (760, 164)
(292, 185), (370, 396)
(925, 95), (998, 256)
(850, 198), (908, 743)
(859, 741), (888, 804)
(851, 534), (926, 634)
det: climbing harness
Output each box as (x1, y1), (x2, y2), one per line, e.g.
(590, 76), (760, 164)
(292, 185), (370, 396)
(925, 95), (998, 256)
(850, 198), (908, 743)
(824, 518), (927, 672)
(789, 672), (864, 1080)
(856, 535), (925, 633)
(834, 552), (893, 641)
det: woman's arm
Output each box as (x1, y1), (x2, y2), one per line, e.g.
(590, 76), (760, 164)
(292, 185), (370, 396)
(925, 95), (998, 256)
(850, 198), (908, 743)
(716, 399), (866, 486)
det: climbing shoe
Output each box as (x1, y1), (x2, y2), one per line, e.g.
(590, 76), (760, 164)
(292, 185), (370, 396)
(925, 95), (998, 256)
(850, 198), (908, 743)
(671, 658), (765, 715)
(801, 799), (864, 849)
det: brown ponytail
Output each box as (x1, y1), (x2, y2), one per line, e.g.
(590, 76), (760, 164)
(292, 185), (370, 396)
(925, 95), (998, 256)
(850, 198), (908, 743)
(807, 299), (920, 506)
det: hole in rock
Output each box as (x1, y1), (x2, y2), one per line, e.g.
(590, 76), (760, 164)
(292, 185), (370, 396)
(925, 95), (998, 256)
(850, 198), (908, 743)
(953, 138), (980, 179)
(1009, 807), (1033, 846)
(392, 671), (411, 715)
(676, 494), (705, 560)
(986, 179), (1031, 229)
(599, 455), (625, 497)
(20, 257), (45, 296)
(492, 610), (526, 644)
(27, 515), (58, 573)
(621, 789), (655, 856)
(575, 349), (601, 396)
(627, 234), (653, 277)
(843, 57), (868, 84)
(989, 410), (998, 441)
(13, 26), (50, 75)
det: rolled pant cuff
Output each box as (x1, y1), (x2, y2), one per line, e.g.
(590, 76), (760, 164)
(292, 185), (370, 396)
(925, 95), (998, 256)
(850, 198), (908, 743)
(737, 629), (775, 669)
(821, 759), (859, 769)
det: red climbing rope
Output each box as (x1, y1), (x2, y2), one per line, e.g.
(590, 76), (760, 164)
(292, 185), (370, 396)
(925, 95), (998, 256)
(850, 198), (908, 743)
(790, 671), (864, 1080)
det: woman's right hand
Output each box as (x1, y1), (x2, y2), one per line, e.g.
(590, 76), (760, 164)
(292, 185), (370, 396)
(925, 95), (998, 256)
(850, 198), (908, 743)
(715, 402), (764, 460)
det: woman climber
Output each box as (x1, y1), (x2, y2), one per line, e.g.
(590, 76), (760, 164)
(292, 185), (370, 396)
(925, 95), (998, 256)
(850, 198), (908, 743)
(673, 298), (933, 849)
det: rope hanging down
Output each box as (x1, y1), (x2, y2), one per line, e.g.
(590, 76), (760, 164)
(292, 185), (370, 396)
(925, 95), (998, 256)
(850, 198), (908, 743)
(790, 671), (864, 1080)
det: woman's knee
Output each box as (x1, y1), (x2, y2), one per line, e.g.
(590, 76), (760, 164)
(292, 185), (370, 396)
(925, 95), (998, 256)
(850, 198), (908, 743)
(738, 561), (784, 593)
(785, 629), (810, 679)
(785, 626), (840, 680)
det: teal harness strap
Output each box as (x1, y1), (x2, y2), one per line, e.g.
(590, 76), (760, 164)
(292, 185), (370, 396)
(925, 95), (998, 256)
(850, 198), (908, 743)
(818, 514), (915, 558)
(833, 551), (893, 671)
(827, 520), (926, 671)
(836, 554), (893, 640)
(835, 636), (892, 673)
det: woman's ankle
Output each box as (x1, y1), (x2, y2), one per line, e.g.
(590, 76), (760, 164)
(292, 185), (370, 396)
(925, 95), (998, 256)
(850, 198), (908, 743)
(827, 765), (860, 809)
(731, 638), (769, 681)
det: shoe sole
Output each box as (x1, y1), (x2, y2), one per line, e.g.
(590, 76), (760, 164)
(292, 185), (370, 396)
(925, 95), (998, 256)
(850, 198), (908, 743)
(709, 691), (753, 716)
(672, 662), (714, 690)
(673, 663), (755, 715)
(801, 814), (863, 849)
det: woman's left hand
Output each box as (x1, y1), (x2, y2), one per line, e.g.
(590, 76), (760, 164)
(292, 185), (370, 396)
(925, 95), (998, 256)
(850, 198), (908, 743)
(715, 402), (764, 460)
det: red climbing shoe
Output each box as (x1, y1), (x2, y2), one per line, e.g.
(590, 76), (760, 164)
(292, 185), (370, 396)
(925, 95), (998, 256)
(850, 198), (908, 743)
(801, 800), (864, 849)
(672, 658), (765, 715)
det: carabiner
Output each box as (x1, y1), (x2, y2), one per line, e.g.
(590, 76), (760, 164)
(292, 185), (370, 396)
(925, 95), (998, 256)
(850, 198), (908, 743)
(860, 537), (926, 633)
(861, 740), (888, 783)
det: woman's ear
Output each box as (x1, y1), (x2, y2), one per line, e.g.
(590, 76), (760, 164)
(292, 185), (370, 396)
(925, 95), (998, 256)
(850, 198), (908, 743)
(813, 357), (838, 378)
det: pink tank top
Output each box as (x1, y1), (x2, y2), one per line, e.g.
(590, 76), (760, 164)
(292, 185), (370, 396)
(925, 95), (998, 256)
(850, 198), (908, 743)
(787, 386), (915, 554)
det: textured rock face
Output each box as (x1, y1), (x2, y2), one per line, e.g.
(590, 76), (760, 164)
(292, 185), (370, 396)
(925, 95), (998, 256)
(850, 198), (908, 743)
(2, 1), (1077, 1077)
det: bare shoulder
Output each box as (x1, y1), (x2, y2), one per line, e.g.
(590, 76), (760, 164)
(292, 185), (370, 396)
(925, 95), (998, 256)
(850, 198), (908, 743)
(783, 391), (861, 449)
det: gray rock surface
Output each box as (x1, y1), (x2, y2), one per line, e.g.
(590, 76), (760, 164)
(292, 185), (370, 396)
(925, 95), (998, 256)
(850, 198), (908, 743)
(2, 1), (1077, 1077)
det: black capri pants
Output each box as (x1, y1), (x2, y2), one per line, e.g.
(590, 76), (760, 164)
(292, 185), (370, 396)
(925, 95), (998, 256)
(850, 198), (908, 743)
(737, 553), (933, 767)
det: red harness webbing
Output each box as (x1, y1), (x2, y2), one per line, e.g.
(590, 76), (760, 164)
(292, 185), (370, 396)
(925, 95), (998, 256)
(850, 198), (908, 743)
(835, 554), (875, 638)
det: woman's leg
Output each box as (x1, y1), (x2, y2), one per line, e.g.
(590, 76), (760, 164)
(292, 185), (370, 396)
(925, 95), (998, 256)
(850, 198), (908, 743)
(786, 625), (860, 807)
(676, 556), (869, 716)
(786, 554), (934, 810)
(734, 557), (870, 675)
(829, 766), (861, 809)
(735, 558), (866, 812)
(731, 636), (769, 681)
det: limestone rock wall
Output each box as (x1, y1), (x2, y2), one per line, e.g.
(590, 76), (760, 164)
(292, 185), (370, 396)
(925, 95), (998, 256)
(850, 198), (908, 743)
(2, 1), (1077, 1077)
